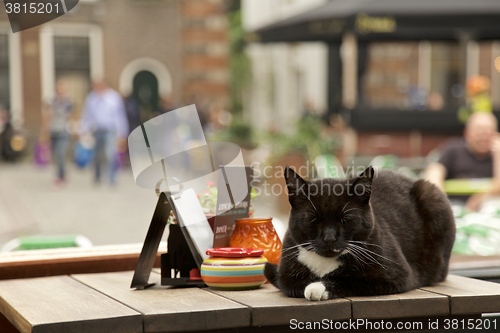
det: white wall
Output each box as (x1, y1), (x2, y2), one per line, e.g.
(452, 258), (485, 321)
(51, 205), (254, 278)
(242, 0), (328, 133)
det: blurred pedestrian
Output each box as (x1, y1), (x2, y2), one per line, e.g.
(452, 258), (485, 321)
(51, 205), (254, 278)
(42, 80), (74, 188)
(124, 94), (141, 135)
(425, 112), (500, 210)
(0, 108), (25, 162)
(0, 106), (10, 161)
(80, 79), (129, 185)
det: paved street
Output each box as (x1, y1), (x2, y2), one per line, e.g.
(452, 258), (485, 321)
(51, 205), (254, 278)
(0, 162), (160, 249)
(0, 161), (286, 250)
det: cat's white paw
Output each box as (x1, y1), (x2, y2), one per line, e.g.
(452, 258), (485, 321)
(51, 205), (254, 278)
(304, 282), (329, 301)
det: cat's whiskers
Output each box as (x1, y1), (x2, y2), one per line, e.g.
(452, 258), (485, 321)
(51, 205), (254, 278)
(347, 245), (377, 272)
(343, 207), (361, 214)
(341, 202), (350, 214)
(350, 240), (383, 250)
(346, 243), (388, 269)
(345, 247), (368, 268)
(348, 242), (398, 265)
(305, 207), (317, 215)
(280, 242), (316, 260)
(347, 244), (386, 270)
(281, 242), (312, 253)
(346, 244), (377, 265)
(306, 195), (318, 213)
(347, 243), (398, 271)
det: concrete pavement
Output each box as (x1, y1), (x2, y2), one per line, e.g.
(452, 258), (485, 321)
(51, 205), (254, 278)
(0, 162), (160, 249)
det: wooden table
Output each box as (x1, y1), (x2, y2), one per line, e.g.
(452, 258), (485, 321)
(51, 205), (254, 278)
(1, 271), (500, 333)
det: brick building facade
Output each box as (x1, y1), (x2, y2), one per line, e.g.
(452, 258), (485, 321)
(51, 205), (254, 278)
(0, 0), (230, 141)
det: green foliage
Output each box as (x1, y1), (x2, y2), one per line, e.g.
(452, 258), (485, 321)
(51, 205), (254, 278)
(198, 182), (259, 216)
(266, 115), (341, 162)
(211, 116), (256, 149)
(228, 3), (251, 114)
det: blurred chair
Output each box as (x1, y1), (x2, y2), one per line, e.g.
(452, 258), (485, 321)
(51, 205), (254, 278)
(369, 155), (398, 169)
(1, 235), (93, 252)
(315, 154), (343, 178)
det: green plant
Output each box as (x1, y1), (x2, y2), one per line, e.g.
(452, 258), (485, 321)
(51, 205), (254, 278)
(266, 115), (341, 163)
(199, 181), (259, 215)
(210, 117), (256, 149)
(228, 2), (251, 115)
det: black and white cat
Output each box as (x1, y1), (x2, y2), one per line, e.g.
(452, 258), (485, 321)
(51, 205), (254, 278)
(265, 166), (455, 301)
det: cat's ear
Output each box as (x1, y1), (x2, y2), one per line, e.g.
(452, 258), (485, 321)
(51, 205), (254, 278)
(284, 166), (308, 207)
(351, 166), (375, 203)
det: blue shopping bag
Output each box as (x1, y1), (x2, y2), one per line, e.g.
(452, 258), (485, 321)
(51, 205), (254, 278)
(73, 141), (94, 168)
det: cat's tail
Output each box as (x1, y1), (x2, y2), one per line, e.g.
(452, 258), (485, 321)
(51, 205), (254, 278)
(264, 262), (279, 288)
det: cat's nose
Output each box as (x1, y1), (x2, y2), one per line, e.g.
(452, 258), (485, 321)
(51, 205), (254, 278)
(323, 231), (337, 245)
(324, 237), (336, 245)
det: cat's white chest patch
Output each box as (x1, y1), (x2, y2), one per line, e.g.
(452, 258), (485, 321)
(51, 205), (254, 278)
(297, 247), (344, 278)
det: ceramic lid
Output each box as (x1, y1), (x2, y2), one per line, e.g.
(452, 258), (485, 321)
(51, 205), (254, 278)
(206, 247), (264, 257)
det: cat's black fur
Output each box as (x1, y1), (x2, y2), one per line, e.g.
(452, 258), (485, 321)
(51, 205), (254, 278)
(265, 166), (455, 300)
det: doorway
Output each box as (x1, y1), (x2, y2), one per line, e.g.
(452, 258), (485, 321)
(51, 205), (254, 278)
(132, 70), (159, 122)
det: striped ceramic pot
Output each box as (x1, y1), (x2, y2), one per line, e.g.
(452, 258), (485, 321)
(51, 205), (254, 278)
(200, 247), (268, 290)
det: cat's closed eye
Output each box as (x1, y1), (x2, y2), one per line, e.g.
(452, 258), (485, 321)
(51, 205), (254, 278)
(306, 216), (317, 225)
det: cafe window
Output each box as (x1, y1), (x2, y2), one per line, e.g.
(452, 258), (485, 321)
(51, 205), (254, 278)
(361, 42), (419, 110)
(54, 36), (91, 113)
(429, 42), (462, 111)
(0, 34), (9, 112)
(477, 40), (500, 111)
(361, 41), (463, 111)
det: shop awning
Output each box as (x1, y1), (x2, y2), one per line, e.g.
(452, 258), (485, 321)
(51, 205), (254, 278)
(252, 0), (500, 42)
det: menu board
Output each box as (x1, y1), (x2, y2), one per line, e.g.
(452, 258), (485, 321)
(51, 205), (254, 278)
(213, 166), (253, 248)
(171, 188), (214, 264)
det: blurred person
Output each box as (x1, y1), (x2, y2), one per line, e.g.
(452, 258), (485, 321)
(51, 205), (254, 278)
(124, 94), (141, 135)
(427, 91), (444, 111)
(0, 107), (25, 162)
(41, 80), (74, 187)
(0, 106), (8, 161)
(425, 112), (500, 210)
(80, 79), (129, 185)
(0, 104), (7, 134)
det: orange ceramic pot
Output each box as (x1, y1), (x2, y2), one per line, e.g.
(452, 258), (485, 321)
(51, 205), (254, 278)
(229, 217), (282, 264)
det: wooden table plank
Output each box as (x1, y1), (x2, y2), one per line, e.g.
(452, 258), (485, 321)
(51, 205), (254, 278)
(72, 271), (250, 332)
(208, 283), (351, 327)
(347, 289), (449, 319)
(421, 274), (500, 315)
(0, 275), (142, 333)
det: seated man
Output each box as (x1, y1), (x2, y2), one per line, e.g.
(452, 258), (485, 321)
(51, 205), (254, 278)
(425, 112), (500, 210)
